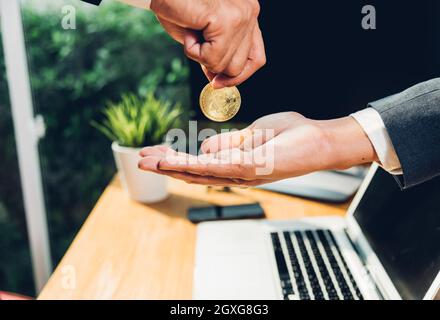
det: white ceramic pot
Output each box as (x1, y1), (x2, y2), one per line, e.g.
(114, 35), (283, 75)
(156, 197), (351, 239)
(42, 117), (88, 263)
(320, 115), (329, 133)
(111, 141), (168, 203)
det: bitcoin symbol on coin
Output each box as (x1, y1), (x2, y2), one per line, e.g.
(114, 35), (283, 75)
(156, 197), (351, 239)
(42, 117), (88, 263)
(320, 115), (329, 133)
(199, 84), (241, 122)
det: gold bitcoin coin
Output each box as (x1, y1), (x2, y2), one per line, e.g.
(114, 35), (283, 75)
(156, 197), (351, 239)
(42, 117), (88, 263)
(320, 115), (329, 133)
(199, 84), (241, 122)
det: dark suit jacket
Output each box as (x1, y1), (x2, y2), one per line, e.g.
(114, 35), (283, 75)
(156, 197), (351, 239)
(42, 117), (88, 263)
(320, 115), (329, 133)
(369, 78), (440, 189)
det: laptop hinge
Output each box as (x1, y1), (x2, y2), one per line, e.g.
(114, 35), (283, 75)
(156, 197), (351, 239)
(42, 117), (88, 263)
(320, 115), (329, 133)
(344, 229), (385, 299)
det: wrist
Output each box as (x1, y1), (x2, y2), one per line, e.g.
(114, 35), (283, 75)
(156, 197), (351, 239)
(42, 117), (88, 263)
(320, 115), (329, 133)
(316, 116), (379, 170)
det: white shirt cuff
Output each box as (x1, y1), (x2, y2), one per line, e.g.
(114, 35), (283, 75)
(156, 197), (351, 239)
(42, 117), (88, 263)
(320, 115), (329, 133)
(118, 0), (151, 10)
(351, 108), (403, 175)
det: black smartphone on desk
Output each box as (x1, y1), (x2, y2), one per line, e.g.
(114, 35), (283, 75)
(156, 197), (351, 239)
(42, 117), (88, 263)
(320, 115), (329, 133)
(187, 203), (265, 223)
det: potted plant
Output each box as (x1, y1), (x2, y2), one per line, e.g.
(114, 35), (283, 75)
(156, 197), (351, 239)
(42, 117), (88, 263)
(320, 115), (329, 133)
(92, 91), (184, 203)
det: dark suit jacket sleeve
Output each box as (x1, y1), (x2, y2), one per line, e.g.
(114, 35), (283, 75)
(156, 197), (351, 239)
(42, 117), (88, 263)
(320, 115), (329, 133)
(81, 0), (102, 5)
(368, 78), (440, 189)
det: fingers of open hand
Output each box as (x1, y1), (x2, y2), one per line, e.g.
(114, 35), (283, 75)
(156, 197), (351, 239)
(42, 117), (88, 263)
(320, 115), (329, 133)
(157, 150), (256, 180)
(138, 145), (277, 186)
(139, 146), (257, 180)
(200, 128), (252, 154)
(139, 145), (175, 157)
(157, 170), (241, 186)
(137, 155), (163, 173)
(138, 145), (190, 172)
(157, 170), (270, 187)
(200, 126), (273, 155)
(240, 126), (276, 151)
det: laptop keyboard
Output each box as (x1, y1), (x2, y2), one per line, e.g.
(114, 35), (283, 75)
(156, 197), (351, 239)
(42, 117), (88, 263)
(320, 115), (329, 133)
(271, 229), (364, 300)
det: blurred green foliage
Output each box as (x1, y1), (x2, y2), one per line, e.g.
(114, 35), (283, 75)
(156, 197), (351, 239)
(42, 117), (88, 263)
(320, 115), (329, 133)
(92, 92), (185, 147)
(0, 0), (190, 296)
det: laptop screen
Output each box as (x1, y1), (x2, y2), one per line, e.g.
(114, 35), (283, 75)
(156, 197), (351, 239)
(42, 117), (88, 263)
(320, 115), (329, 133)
(353, 167), (440, 299)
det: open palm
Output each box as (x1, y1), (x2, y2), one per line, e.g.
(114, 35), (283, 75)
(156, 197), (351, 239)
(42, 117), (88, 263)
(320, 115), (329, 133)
(138, 112), (374, 187)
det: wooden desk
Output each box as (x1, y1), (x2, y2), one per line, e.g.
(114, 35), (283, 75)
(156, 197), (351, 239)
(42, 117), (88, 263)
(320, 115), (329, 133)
(38, 176), (348, 300)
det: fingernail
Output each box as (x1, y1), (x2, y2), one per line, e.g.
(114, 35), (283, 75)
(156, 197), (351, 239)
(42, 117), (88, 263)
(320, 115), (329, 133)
(200, 142), (209, 153)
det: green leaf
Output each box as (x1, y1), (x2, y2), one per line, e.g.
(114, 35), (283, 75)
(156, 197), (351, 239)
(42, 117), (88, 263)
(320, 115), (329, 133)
(92, 90), (185, 147)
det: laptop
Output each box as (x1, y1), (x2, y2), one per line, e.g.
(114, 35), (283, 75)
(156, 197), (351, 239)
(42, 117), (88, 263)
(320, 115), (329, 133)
(193, 164), (440, 300)
(257, 167), (367, 203)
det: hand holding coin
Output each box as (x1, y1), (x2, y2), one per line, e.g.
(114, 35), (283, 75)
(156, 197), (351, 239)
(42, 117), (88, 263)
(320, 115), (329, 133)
(199, 84), (241, 122)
